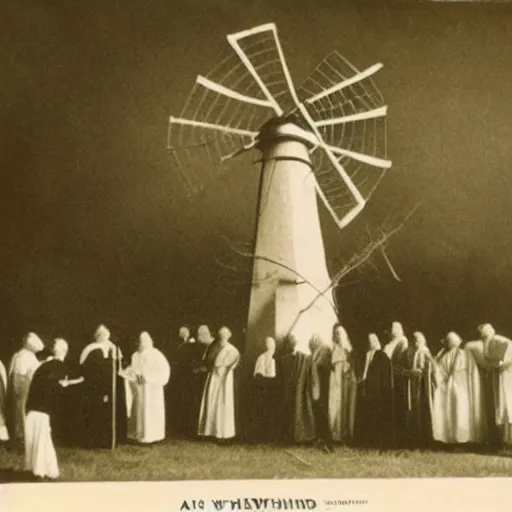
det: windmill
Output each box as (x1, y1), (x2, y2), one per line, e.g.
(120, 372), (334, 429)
(167, 23), (390, 370)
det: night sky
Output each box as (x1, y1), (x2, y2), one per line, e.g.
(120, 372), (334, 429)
(1, 0), (512, 362)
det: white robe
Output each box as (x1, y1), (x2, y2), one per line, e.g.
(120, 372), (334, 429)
(328, 345), (357, 443)
(198, 342), (240, 439)
(0, 360), (8, 441)
(124, 348), (171, 443)
(8, 349), (41, 442)
(253, 351), (276, 378)
(431, 347), (486, 443)
(24, 410), (59, 479)
(481, 335), (512, 444)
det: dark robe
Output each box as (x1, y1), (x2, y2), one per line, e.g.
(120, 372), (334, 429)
(51, 359), (85, 447)
(389, 345), (408, 448)
(311, 345), (333, 446)
(277, 351), (315, 444)
(80, 346), (127, 449)
(26, 359), (67, 418)
(402, 347), (435, 448)
(248, 354), (279, 443)
(173, 340), (206, 438)
(354, 350), (394, 449)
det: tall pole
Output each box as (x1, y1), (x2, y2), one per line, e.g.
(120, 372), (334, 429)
(111, 346), (117, 451)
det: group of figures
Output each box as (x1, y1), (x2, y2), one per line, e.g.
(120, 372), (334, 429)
(260, 321), (512, 453)
(1, 319), (511, 481)
(0, 323), (240, 481)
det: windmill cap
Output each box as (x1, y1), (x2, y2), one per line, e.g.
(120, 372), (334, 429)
(257, 116), (317, 148)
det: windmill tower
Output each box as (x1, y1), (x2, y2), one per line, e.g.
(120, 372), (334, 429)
(167, 23), (390, 374)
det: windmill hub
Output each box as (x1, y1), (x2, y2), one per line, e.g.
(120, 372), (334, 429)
(257, 116), (317, 153)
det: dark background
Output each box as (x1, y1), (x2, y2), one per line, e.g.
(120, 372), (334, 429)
(1, 0), (511, 362)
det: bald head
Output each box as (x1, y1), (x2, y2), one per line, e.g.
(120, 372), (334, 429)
(179, 326), (190, 341)
(53, 338), (69, 361)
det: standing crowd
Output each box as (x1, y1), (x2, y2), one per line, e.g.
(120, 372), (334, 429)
(0, 320), (511, 481)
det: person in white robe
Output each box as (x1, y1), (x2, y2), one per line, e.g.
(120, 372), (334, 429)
(431, 332), (486, 445)
(24, 339), (83, 481)
(0, 359), (9, 442)
(7, 333), (45, 444)
(328, 324), (357, 444)
(121, 332), (171, 444)
(464, 331), (496, 446)
(198, 326), (240, 442)
(478, 323), (512, 447)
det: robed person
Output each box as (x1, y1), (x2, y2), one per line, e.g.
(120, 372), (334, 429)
(383, 321), (409, 447)
(277, 334), (315, 445)
(464, 330), (495, 446)
(354, 333), (394, 449)
(24, 339), (83, 481)
(79, 325), (128, 449)
(478, 323), (512, 447)
(310, 335), (333, 453)
(402, 332), (436, 447)
(250, 337), (279, 443)
(431, 332), (486, 445)
(198, 326), (240, 442)
(7, 333), (45, 444)
(121, 332), (171, 444)
(172, 326), (205, 438)
(328, 324), (357, 445)
(0, 359), (8, 442)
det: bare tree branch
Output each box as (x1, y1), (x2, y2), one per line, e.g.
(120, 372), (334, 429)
(215, 202), (422, 337)
(381, 247), (402, 282)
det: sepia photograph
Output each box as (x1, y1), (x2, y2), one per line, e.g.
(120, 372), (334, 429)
(1, 0), (512, 499)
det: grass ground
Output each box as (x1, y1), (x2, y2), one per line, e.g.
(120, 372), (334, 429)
(2, 440), (512, 481)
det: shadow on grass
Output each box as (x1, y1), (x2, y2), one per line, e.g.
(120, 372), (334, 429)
(0, 468), (39, 483)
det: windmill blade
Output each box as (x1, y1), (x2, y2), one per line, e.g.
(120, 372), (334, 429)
(167, 46), (277, 197)
(226, 23), (302, 117)
(293, 51), (390, 228)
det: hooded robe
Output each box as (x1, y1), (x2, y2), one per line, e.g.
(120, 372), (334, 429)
(7, 334), (44, 443)
(431, 342), (486, 444)
(123, 335), (171, 444)
(329, 345), (357, 444)
(277, 348), (316, 444)
(354, 341), (394, 449)
(79, 334), (128, 449)
(250, 348), (279, 443)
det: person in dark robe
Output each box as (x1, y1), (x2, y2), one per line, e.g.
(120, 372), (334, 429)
(195, 325), (221, 438)
(249, 336), (279, 443)
(354, 333), (394, 450)
(277, 334), (315, 445)
(402, 331), (436, 448)
(78, 325), (128, 449)
(51, 355), (84, 447)
(310, 334), (334, 453)
(383, 321), (409, 448)
(173, 326), (205, 438)
(24, 339), (83, 481)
